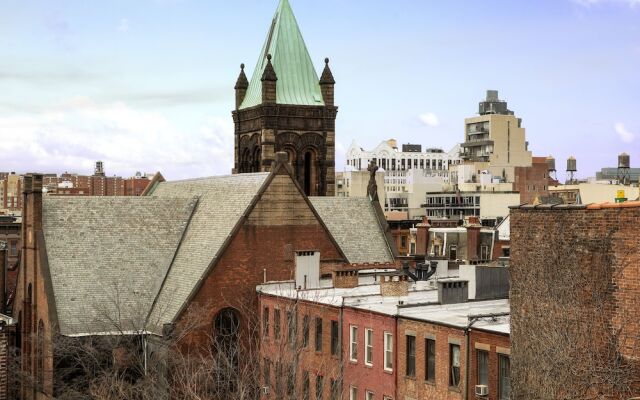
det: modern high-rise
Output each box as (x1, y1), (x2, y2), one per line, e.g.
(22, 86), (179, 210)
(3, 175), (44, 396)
(232, 0), (337, 196)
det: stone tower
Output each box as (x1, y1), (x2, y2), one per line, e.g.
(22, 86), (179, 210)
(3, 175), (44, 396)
(232, 0), (337, 196)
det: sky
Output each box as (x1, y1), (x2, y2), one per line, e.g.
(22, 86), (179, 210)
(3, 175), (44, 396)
(0, 0), (638, 181)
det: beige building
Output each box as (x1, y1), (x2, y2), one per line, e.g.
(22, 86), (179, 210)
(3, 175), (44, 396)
(549, 183), (640, 205)
(455, 90), (532, 185)
(335, 170), (385, 202)
(0, 172), (22, 211)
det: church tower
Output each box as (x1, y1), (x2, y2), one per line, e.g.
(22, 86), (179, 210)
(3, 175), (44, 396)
(232, 0), (337, 196)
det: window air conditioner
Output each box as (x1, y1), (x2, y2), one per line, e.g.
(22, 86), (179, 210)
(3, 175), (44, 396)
(475, 385), (489, 396)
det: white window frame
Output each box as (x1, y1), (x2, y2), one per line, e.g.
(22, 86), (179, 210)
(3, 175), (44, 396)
(383, 331), (393, 372)
(366, 390), (374, 400)
(350, 386), (358, 400)
(365, 328), (373, 366)
(350, 325), (358, 362)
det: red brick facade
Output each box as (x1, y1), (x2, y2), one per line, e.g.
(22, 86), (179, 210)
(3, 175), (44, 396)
(514, 157), (551, 204)
(510, 203), (640, 399)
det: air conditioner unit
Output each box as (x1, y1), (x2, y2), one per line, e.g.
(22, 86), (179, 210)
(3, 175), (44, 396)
(261, 386), (270, 395)
(475, 384), (488, 396)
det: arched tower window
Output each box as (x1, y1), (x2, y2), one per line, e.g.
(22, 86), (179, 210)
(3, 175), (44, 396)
(252, 146), (261, 172)
(303, 149), (318, 196)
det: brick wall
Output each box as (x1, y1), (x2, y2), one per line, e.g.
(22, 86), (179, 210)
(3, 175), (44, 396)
(468, 329), (510, 400)
(396, 318), (466, 400)
(510, 205), (640, 398)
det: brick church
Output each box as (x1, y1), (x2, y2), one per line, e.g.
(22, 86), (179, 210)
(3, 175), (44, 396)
(10, 1), (395, 398)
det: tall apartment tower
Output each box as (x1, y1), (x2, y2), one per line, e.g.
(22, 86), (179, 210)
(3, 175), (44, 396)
(232, 0), (337, 196)
(460, 90), (532, 182)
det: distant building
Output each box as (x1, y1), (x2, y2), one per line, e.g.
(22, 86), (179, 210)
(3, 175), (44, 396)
(335, 170), (385, 202)
(596, 167), (640, 184)
(0, 214), (20, 306)
(510, 200), (640, 398)
(0, 173), (22, 211)
(423, 191), (520, 226)
(346, 139), (460, 217)
(549, 182), (639, 205)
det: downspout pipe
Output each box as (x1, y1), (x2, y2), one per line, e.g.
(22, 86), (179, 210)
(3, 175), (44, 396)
(402, 261), (437, 282)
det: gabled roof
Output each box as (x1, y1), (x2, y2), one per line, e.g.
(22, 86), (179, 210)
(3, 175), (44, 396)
(239, 0), (324, 109)
(146, 173), (270, 332)
(42, 196), (197, 336)
(309, 197), (394, 264)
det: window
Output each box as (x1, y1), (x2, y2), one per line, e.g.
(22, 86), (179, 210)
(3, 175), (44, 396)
(287, 366), (295, 398)
(263, 307), (269, 338)
(400, 236), (407, 248)
(477, 350), (489, 387)
(449, 245), (457, 260)
(406, 335), (416, 377)
(303, 315), (310, 348)
(10, 241), (17, 256)
(366, 391), (374, 400)
(384, 332), (393, 371)
(425, 338), (436, 382)
(499, 355), (510, 400)
(350, 386), (358, 400)
(316, 375), (324, 400)
(287, 311), (296, 347)
(275, 362), (283, 398)
(303, 371), (310, 400)
(350, 325), (358, 361)
(274, 309), (281, 340)
(449, 344), (461, 387)
(331, 320), (340, 356)
(263, 358), (271, 388)
(383, 397), (392, 400)
(480, 245), (490, 261)
(330, 378), (340, 400)
(365, 328), (373, 366)
(315, 317), (323, 352)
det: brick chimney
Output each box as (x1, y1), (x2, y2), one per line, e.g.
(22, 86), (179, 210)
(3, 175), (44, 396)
(465, 216), (481, 262)
(380, 275), (410, 297)
(333, 270), (358, 289)
(22, 174), (44, 250)
(415, 216), (430, 256)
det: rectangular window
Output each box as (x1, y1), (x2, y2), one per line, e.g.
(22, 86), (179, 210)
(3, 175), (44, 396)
(315, 317), (323, 352)
(365, 328), (373, 366)
(263, 307), (269, 338)
(449, 344), (461, 387)
(350, 386), (358, 400)
(263, 358), (270, 388)
(406, 335), (416, 377)
(331, 320), (340, 356)
(425, 338), (436, 382)
(449, 245), (457, 261)
(275, 362), (283, 398)
(477, 350), (489, 387)
(330, 379), (340, 400)
(316, 375), (324, 400)
(303, 371), (310, 400)
(9, 241), (17, 256)
(384, 332), (393, 371)
(303, 315), (310, 348)
(274, 309), (281, 340)
(287, 366), (295, 398)
(287, 311), (296, 347)
(366, 391), (374, 400)
(350, 325), (358, 362)
(480, 245), (490, 261)
(499, 355), (510, 400)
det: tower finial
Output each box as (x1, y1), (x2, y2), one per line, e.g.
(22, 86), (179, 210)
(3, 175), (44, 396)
(320, 57), (335, 85)
(261, 53), (277, 82)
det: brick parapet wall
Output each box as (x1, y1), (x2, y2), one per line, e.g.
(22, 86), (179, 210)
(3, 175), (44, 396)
(510, 206), (640, 399)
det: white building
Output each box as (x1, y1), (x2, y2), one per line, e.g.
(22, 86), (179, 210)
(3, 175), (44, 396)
(345, 139), (461, 217)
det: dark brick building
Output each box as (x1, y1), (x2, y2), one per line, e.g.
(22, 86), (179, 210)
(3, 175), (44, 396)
(510, 201), (640, 399)
(232, 0), (337, 196)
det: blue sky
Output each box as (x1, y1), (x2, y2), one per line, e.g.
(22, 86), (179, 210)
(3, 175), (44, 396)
(0, 0), (638, 180)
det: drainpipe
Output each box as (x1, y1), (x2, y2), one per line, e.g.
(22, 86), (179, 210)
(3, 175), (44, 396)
(0, 242), (6, 314)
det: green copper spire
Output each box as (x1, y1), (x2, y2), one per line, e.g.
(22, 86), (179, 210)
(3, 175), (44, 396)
(239, 0), (324, 109)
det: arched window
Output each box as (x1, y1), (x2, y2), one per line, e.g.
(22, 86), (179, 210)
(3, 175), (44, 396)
(303, 150), (318, 196)
(37, 320), (44, 389)
(252, 147), (261, 172)
(213, 308), (241, 393)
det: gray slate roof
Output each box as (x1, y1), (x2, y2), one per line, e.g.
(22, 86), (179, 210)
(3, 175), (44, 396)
(146, 173), (269, 332)
(42, 196), (197, 336)
(309, 197), (394, 264)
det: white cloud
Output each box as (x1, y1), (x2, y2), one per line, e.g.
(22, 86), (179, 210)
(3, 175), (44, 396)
(117, 18), (130, 33)
(0, 96), (234, 179)
(419, 113), (439, 127)
(615, 122), (636, 143)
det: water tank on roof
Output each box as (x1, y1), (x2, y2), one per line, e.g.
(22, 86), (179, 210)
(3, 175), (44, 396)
(546, 155), (556, 172)
(566, 156), (577, 172)
(618, 153), (630, 169)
